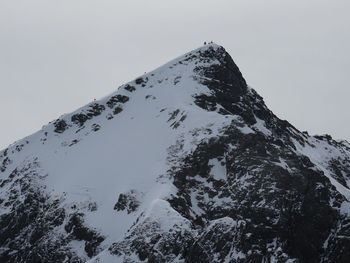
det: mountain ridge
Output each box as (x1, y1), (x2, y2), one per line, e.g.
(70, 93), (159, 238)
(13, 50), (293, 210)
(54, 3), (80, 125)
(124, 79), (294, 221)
(0, 44), (350, 263)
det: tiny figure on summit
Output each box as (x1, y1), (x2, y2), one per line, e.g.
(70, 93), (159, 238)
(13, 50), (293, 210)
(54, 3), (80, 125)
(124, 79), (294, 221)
(204, 41), (214, 45)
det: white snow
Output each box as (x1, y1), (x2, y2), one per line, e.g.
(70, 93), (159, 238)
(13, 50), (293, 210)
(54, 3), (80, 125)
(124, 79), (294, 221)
(208, 158), (227, 180)
(252, 117), (272, 136)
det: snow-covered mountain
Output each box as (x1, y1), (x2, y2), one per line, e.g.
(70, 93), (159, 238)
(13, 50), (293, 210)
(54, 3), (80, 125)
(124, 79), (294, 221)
(0, 44), (349, 263)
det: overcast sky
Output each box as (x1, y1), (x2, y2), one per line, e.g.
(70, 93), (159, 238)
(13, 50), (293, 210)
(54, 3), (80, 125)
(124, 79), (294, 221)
(0, 0), (349, 149)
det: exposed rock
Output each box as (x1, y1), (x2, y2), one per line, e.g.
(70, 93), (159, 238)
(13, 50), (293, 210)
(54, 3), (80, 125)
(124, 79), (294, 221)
(124, 84), (136, 92)
(114, 190), (142, 214)
(113, 106), (123, 115)
(53, 119), (68, 133)
(135, 77), (148, 86)
(106, 95), (129, 109)
(64, 213), (104, 257)
(71, 103), (105, 126)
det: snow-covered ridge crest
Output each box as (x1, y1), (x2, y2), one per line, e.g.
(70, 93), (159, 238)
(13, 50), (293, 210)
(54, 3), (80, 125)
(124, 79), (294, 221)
(0, 43), (221, 148)
(0, 43), (229, 173)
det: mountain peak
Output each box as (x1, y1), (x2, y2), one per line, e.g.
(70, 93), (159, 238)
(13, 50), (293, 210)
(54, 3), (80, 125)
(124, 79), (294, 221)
(39, 43), (252, 138)
(1, 45), (350, 263)
(177, 43), (247, 88)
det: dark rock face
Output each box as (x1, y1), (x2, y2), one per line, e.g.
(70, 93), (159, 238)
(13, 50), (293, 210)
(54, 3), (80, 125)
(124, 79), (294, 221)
(114, 190), (141, 213)
(106, 95), (129, 109)
(64, 213), (104, 257)
(166, 125), (345, 263)
(193, 46), (253, 123)
(109, 211), (194, 263)
(135, 77), (148, 87)
(53, 119), (68, 133)
(124, 84), (136, 92)
(113, 106), (123, 115)
(0, 160), (105, 262)
(71, 103), (106, 126)
(0, 161), (79, 263)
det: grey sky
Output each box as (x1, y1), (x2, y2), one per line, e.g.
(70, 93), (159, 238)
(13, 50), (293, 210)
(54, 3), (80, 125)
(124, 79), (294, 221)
(0, 0), (349, 149)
